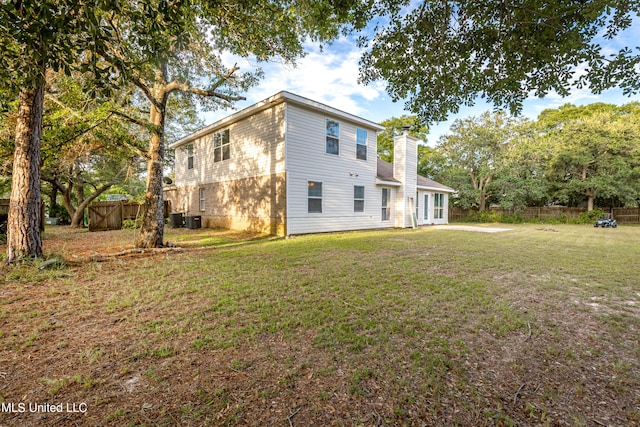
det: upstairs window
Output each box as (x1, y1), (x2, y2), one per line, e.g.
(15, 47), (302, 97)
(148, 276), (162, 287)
(354, 185), (365, 213)
(326, 119), (339, 155)
(356, 128), (367, 160)
(214, 129), (230, 162)
(186, 144), (194, 170)
(308, 181), (323, 213)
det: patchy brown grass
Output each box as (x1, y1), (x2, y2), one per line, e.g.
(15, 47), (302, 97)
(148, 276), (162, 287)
(0, 224), (639, 426)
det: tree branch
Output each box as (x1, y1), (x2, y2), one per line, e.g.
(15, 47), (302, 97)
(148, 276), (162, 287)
(165, 64), (246, 103)
(60, 112), (116, 146)
(110, 109), (149, 129)
(98, 15), (163, 111)
(106, 111), (152, 159)
(164, 82), (246, 102)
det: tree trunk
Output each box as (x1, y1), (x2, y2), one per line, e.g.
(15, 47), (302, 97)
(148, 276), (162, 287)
(50, 183), (58, 210)
(6, 80), (45, 263)
(479, 192), (487, 211)
(586, 191), (595, 211)
(476, 175), (492, 212)
(136, 87), (166, 248)
(70, 183), (115, 227)
(60, 183), (75, 225)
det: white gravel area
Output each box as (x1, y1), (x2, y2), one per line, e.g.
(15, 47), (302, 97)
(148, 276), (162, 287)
(430, 225), (513, 233)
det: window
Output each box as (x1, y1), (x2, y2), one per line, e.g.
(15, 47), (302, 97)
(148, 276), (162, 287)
(434, 193), (444, 219)
(214, 129), (230, 162)
(354, 186), (365, 213)
(424, 194), (429, 220)
(199, 188), (206, 211)
(186, 144), (194, 170)
(308, 181), (323, 213)
(381, 188), (391, 221)
(326, 119), (339, 155)
(356, 128), (367, 160)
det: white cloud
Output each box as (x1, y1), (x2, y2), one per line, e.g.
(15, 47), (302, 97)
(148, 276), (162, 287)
(202, 41), (387, 124)
(245, 45), (385, 116)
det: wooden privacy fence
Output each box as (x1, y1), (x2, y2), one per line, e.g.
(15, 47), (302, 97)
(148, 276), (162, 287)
(449, 206), (640, 224)
(612, 207), (640, 224)
(88, 200), (170, 231)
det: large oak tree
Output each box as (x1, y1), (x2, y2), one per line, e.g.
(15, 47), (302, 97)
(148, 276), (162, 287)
(540, 103), (640, 210)
(436, 111), (521, 211)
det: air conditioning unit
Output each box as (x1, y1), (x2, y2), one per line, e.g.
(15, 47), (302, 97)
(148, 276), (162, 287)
(169, 212), (184, 228)
(185, 215), (201, 229)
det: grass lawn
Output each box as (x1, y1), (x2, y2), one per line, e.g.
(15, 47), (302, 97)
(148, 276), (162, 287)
(1, 224), (639, 426)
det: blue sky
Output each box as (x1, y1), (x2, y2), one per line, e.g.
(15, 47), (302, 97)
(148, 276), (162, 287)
(202, 16), (640, 147)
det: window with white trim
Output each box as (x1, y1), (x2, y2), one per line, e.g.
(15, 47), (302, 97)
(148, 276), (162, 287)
(308, 181), (323, 213)
(186, 144), (194, 170)
(199, 188), (206, 211)
(356, 128), (367, 160)
(354, 185), (365, 213)
(424, 194), (429, 220)
(434, 193), (444, 219)
(381, 188), (391, 221)
(326, 119), (339, 155)
(213, 129), (230, 162)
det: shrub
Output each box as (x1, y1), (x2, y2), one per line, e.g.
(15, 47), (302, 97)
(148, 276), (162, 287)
(122, 217), (143, 229)
(455, 208), (605, 225)
(48, 205), (71, 225)
(572, 209), (604, 224)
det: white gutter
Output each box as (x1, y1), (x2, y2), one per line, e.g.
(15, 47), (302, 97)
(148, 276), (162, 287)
(375, 178), (402, 187)
(417, 184), (455, 192)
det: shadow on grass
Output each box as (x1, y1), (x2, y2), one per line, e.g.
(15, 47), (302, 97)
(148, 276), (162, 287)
(164, 227), (282, 249)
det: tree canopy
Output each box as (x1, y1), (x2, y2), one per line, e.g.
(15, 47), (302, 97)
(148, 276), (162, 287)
(360, 1), (640, 124)
(425, 102), (640, 211)
(436, 111), (523, 210)
(540, 103), (640, 209)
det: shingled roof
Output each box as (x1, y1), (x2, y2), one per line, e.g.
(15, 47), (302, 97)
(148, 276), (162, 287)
(376, 158), (454, 192)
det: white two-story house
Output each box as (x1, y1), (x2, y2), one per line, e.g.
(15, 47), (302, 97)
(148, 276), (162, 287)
(165, 91), (454, 236)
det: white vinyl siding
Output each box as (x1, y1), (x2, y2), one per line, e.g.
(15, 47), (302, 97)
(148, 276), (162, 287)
(285, 103), (387, 235)
(174, 103), (286, 188)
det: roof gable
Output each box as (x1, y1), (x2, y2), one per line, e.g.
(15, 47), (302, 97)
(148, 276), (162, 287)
(170, 91), (384, 149)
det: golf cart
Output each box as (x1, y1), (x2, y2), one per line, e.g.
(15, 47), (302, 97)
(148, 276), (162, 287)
(594, 213), (617, 228)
